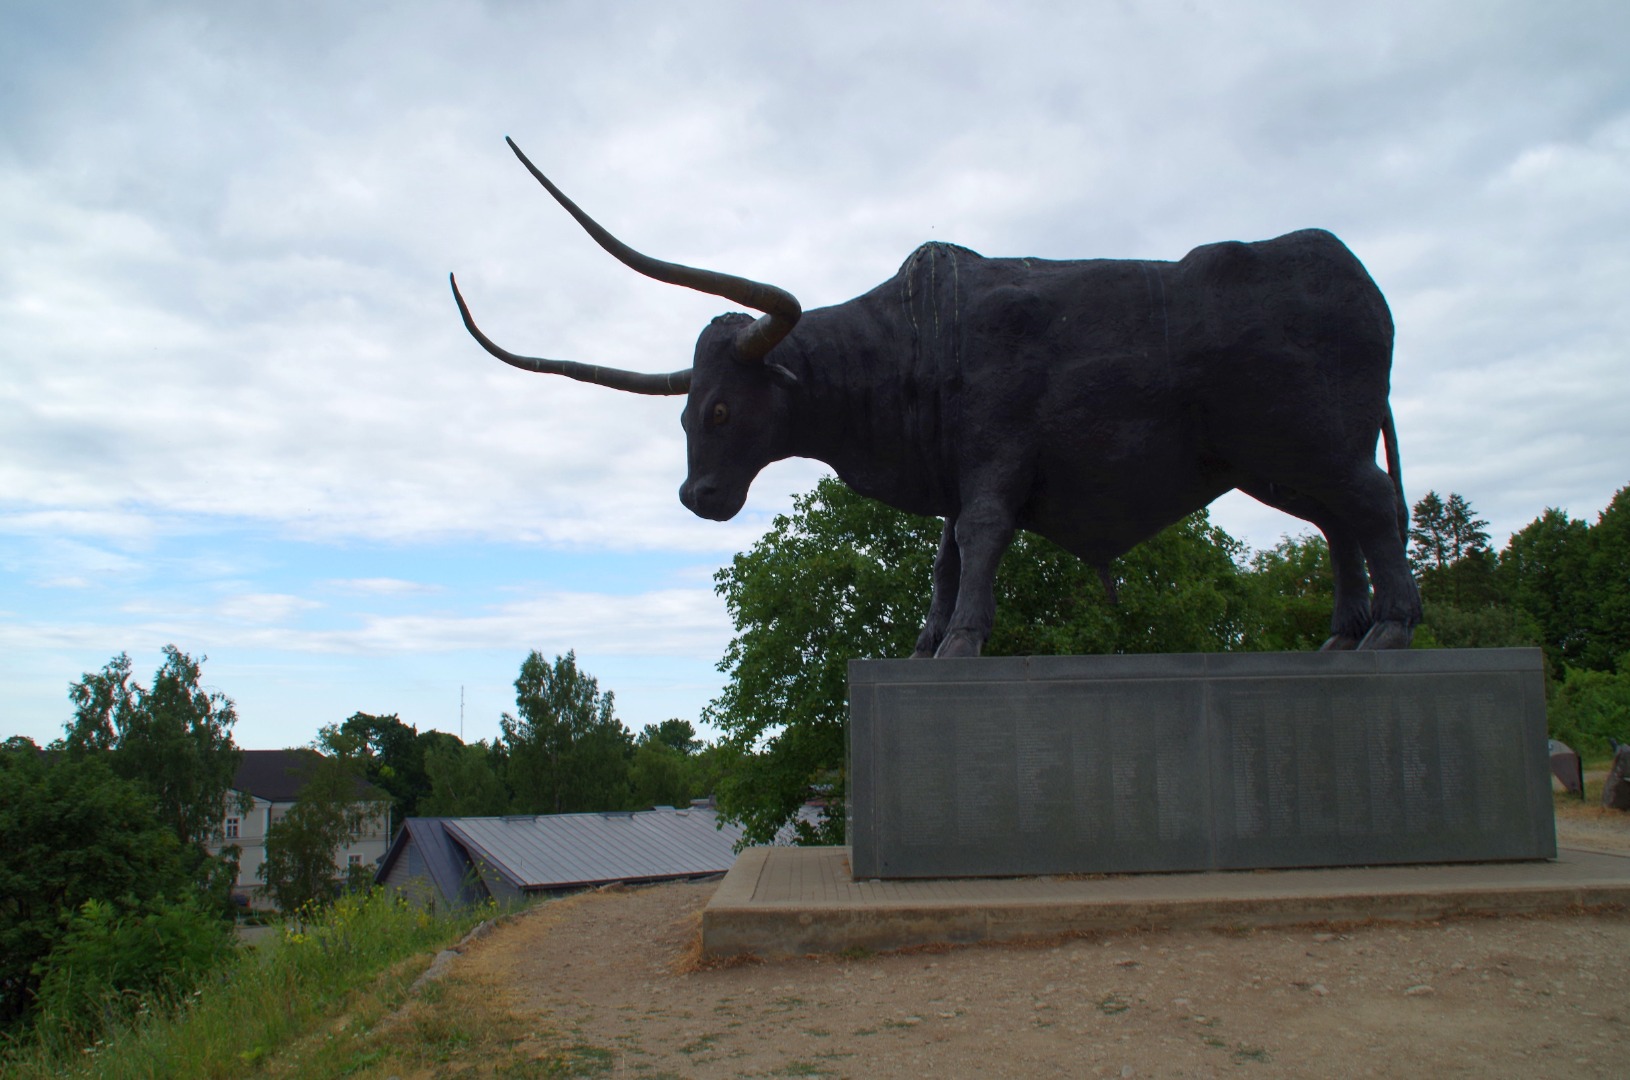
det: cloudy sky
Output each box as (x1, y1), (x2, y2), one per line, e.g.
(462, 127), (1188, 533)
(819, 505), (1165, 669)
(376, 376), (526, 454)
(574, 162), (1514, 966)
(3, 0), (1626, 751)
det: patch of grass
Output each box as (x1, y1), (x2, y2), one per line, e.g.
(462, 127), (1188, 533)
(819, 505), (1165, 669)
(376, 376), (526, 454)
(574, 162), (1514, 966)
(775, 1061), (835, 1077)
(679, 1032), (722, 1055)
(530, 1043), (614, 1077)
(838, 945), (874, 960)
(1098, 994), (1132, 1015)
(0, 889), (498, 1080)
(1233, 1044), (1272, 1063)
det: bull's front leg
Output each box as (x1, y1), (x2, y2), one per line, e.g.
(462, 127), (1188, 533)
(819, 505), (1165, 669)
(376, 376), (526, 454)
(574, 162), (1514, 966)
(934, 497), (1016, 658)
(912, 518), (961, 658)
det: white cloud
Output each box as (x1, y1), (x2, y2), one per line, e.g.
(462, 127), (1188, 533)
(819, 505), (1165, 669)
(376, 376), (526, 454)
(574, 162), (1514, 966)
(324, 577), (444, 597)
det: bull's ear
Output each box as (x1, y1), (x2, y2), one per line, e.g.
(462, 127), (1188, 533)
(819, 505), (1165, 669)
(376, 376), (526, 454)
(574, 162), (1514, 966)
(767, 363), (800, 388)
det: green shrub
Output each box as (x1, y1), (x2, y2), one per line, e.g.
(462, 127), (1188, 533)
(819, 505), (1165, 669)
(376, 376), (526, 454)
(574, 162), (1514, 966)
(1, 887), (497, 1079)
(1548, 659), (1630, 758)
(31, 897), (235, 1045)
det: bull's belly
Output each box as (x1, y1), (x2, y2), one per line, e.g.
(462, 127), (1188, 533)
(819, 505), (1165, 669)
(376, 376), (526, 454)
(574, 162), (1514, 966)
(1017, 469), (1234, 563)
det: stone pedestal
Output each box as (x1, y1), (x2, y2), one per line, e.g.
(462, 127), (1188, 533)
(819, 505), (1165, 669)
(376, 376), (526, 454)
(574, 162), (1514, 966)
(847, 649), (1555, 879)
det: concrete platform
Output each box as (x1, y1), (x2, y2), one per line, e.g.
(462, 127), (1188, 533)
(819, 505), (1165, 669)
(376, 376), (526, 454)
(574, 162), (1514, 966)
(701, 845), (1630, 959)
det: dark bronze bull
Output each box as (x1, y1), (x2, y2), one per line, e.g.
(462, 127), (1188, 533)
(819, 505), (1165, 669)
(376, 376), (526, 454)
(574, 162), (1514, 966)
(453, 138), (1422, 657)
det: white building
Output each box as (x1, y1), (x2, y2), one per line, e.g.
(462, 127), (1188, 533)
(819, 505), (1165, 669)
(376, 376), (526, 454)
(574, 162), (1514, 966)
(211, 749), (391, 909)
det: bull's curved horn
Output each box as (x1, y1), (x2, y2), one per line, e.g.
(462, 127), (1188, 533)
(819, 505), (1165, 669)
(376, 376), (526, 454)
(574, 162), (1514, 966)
(505, 137), (801, 362)
(450, 274), (692, 396)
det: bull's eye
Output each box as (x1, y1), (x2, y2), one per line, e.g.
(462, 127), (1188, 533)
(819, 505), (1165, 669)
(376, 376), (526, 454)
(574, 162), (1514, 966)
(710, 401), (729, 427)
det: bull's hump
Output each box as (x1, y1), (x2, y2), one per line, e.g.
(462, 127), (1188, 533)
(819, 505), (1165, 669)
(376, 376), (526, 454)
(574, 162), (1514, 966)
(897, 241), (984, 275)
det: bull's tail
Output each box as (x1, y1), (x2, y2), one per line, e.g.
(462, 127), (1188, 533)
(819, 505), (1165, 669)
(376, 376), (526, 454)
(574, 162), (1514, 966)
(1381, 406), (1408, 542)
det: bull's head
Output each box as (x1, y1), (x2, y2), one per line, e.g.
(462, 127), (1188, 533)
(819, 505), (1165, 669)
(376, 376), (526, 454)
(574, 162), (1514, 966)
(451, 138), (803, 522)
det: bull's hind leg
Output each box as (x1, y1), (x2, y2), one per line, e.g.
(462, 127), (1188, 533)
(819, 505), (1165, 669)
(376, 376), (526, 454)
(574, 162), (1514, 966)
(1346, 464), (1421, 649)
(1238, 480), (1374, 649)
(912, 519), (960, 658)
(1278, 465), (1420, 650)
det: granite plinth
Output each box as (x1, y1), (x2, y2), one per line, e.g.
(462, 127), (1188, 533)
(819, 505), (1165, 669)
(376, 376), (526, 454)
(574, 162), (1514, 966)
(847, 649), (1555, 879)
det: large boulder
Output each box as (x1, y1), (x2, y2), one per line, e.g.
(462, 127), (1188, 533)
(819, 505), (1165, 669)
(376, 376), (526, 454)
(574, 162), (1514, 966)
(1603, 740), (1630, 812)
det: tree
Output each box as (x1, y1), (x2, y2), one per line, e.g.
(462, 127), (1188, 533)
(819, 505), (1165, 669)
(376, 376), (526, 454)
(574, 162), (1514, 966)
(258, 730), (375, 911)
(707, 478), (937, 845)
(1583, 486), (1630, 672)
(1409, 491), (1490, 574)
(628, 721), (714, 810)
(1239, 534), (1335, 651)
(1499, 507), (1593, 674)
(0, 747), (192, 1030)
(642, 719), (703, 756)
(708, 477), (1254, 845)
(62, 646), (245, 853)
(501, 651), (632, 814)
(331, 712), (457, 829)
(420, 739), (511, 817)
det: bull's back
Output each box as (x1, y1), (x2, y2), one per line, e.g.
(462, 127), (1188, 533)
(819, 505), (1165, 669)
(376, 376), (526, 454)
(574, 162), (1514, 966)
(929, 232), (1394, 559)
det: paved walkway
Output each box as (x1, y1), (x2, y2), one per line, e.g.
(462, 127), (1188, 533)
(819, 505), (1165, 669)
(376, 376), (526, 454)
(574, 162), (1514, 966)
(702, 845), (1630, 957)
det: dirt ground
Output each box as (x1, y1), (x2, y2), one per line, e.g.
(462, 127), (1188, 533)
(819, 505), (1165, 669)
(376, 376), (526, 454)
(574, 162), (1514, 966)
(394, 804), (1630, 1080)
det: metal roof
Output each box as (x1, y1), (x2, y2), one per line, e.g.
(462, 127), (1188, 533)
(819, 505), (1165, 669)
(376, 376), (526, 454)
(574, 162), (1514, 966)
(441, 806), (747, 891)
(383, 817), (490, 906)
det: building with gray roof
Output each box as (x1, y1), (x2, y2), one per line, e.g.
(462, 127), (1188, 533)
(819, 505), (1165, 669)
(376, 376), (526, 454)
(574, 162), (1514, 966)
(377, 805), (759, 907)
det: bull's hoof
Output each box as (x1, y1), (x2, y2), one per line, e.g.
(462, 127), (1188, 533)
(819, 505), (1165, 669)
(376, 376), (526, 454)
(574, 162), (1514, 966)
(1319, 634), (1361, 651)
(933, 629), (983, 658)
(1355, 620), (1414, 650)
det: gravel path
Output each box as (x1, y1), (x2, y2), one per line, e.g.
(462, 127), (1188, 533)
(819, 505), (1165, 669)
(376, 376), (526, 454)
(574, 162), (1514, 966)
(437, 816), (1630, 1079)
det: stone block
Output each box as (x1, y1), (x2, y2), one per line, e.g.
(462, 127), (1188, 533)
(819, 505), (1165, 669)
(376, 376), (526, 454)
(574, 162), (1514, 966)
(847, 649), (1554, 879)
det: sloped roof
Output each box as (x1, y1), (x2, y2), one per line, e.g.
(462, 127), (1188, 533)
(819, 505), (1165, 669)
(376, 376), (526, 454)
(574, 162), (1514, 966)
(375, 807), (744, 896)
(233, 749), (323, 801)
(387, 817), (489, 906)
(446, 807), (746, 890)
(232, 748), (384, 802)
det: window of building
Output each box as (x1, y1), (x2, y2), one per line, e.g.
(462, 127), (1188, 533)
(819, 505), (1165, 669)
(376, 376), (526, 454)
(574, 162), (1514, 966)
(348, 854), (362, 866)
(225, 817), (240, 839)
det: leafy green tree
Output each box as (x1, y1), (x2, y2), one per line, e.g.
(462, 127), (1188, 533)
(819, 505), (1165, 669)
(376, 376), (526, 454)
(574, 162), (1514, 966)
(629, 741), (692, 810)
(258, 731), (376, 911)
(1239, 534), (1334, 651)
(1409, 492), (1494, 606)
(706, 479), (936, 845)
(628, 721), (714, 809)
(1499, 507), (1593, 674)
(708, 477), (1254, 845)
(1583, 486), (1630, 672)
(420, 739), (511, 817)
(1409, 491), (1490, 575)
(331, 712), (459, 829)
(501, 651), (632, 814)
(0, 747), (191, 1030)
(642, 719), (703, 756)
(1412, 601), (1540, 651)
(63, 646), (245, 854)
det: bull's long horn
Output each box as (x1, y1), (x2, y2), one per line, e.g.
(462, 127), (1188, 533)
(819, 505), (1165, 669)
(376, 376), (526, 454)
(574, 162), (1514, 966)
(450, 274), (692, 396)
(505, 137), (802, 361)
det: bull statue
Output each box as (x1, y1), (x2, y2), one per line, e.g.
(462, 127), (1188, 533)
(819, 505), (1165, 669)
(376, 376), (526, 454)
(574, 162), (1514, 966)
(452, 138), (1422, 658)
